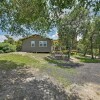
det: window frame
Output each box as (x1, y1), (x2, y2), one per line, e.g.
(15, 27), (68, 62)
(31, 41), (35, 47)
(39, 41), (47, 47)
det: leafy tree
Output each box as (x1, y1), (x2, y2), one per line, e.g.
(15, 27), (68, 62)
(58, 6), (88, 60)
(77, 16), (100, 59)
(93, 17), (100, 58)
(16, 40), (22, 51)
(4, 35), (15, 45)
(0, 0), (99, 35)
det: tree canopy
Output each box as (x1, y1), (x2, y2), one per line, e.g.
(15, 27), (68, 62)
(0, 0), (100, 35)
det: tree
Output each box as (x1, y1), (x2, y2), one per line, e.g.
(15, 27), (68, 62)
(16, 40), (22, 51)
(0, 0), (99, 36)
(77, 16), (100, 59)
(93, 17), (100, 58)
(0, 0), (75, 35)
(4, 35), (15, 45)
(58, 6), (88, 60)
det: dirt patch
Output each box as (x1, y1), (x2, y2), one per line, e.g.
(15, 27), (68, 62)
(67, 83), (100, 100)
(71, 57), (80, 63)
(11, 52), (28, 56)
(0, 67), (100, 100)
(0, 67), (68, 100)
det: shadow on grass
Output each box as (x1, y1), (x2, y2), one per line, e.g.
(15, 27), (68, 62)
(0, 60), (25, 70)
(44, 56), (84, 68)
(0, 63), (72, 100)
(75, 56), (100, 63)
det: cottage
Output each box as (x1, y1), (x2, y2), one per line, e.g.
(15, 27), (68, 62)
(21, 34), (52, 53)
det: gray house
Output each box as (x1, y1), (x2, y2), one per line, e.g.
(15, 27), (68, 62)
(21, 34), (52, 53)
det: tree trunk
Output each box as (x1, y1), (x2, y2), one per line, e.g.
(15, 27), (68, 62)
(68, 46), (71, 61)
(90, 37), (94, 59)
(67, 41), (72, 61)
(83, 47), (88, 56)
(99, 45), (100, 58)
(95, 46), (97, 59)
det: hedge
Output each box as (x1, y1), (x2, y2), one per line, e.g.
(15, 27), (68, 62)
(0, 43), (16, 53)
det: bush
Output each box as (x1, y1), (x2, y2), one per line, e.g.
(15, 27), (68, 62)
(62, 50), (68, 54)
(0, 43), (16, 53)
(0, 50), (4, 53)
(71, 50), (77, 55)
(16, 40), (22, 51)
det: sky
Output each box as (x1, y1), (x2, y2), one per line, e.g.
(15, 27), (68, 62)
(0, 28), (82, 42)
(0, 28), (58, 42)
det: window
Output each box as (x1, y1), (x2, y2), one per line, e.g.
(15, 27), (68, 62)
(31, 41), (35, 47)
(39, 41), (47, 47)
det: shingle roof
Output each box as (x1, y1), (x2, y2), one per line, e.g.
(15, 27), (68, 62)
(21, 34), (52, 41)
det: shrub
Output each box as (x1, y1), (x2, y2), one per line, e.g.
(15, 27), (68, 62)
(16, 40), (22, 51)
(71, 50), (77, 55)
(0, 50), (4, 53)
(0, 43), (16, 53)
(9, 44), (16, 52)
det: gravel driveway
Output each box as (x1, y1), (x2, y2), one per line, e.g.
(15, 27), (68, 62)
(72, 63), (100, 85)
(0, 63), (100, 100)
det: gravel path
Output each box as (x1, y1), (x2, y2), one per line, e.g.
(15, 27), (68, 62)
(0, 63), (100, 100)
(73, 63), (100, 85)
(45, 60), (100, 85)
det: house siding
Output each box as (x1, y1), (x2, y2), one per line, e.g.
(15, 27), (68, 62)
(22, 37), (52, 52)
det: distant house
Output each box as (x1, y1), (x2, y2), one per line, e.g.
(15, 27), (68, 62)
(21, 34), (52, 53)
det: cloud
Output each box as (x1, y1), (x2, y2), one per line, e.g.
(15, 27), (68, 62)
(0, 32), (58, 43)
(0, 35), (7, 42)
(0, 35), (22, 42)
(49, 33), (58, 40)
(11, 36), (22, 41)
(77, 35), (82, 41)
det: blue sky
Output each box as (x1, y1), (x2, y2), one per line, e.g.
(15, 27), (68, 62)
(0, 28), (82, 42)
(0, 28), (58, 42)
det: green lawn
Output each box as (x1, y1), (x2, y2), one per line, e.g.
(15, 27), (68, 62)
(0, 53), (76, 87)
(0, 53), (39, 70)
(73, 54), (100, 63)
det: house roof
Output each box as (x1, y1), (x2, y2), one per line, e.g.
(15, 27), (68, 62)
(21, 34), (52, 41)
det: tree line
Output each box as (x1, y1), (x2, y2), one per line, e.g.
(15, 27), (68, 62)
(0, 35), (22, 53)
(58, 6), (100, 60)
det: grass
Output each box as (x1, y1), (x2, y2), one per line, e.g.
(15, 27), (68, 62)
(0, 53), (39, 70)
(46, 66), (75, 87)
(73, 54), (100, 63)
(0, 53), (76, 87)
(40, 56), (76, 87)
